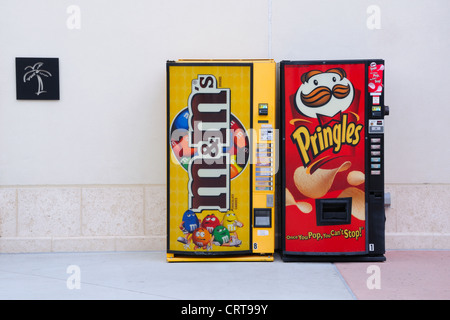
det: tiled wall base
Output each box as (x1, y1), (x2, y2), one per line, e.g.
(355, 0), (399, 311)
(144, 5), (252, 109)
(0, 185), (166, 253)
(0, 236), (165, 253)
(0, 184), (448, 253)
(384, 184), (450, 250)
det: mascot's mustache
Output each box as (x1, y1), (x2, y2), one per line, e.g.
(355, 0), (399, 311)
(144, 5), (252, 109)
(300, 84), (350, 108)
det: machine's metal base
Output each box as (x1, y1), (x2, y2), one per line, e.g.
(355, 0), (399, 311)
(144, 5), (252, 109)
(282, 254), (386, 262)
(166, 253), (274, 262)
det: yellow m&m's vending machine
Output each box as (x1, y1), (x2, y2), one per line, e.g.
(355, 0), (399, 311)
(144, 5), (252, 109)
(166, 60), (276, 262)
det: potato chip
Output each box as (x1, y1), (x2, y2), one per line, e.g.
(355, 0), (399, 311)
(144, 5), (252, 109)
(338, 187), (365, 220)
(285, 188), (296, 206)
(294, 161), (351, 198)
(296, 201), (312, 214)
(285, 188), (313, 214)
(347, 170), (365, 186)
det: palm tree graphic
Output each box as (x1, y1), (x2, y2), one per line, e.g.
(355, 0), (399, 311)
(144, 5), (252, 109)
(23, 62), (52, 96)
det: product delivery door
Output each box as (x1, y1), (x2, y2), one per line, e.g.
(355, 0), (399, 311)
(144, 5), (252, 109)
(167, 62), (253, 255)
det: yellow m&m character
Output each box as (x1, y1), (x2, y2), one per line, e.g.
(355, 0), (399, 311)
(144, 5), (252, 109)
(222, 212), (244, 239)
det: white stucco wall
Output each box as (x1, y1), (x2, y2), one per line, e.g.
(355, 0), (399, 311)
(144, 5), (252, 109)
(0, 0), (449, 252)
(1, 0), (449, 185)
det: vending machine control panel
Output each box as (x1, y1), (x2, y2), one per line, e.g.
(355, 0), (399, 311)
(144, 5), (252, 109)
(252, 61), (277, 255)
(366, 60), (389, 257)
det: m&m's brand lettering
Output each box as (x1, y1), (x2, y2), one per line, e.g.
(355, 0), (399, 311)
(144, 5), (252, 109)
(188, 75), (231, 212)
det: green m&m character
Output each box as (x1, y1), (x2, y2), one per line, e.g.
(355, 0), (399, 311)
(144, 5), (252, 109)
(212, 226), (230, 246)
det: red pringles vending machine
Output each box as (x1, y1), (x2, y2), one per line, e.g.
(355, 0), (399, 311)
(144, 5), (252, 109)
(166, 59), (277, 262)
(280, 60), (388, 261)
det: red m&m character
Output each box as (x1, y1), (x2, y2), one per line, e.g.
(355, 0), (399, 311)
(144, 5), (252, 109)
(201, 214), (221, 234)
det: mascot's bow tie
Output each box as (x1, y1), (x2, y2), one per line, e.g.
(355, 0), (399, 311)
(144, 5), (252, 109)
(317, 111), (342, 127)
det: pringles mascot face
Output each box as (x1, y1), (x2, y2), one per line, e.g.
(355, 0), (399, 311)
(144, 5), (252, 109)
(295, 68), (354, 118)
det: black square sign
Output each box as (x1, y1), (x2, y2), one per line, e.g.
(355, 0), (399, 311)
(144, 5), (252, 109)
(16, 57), (60, 100)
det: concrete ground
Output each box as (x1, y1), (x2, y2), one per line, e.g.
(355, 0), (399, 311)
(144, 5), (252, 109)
(0, 250), (448, 300)
(335, 250), (450, 300)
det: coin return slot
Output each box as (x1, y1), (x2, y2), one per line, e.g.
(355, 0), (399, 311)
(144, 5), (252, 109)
(254, 208), (272, 228)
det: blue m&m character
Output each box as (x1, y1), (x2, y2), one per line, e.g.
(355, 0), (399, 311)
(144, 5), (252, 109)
(180, 210), (199, 234)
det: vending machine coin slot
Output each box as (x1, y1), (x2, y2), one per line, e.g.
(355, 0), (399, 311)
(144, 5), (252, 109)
(266, 194), (274, 207)
(369, 119), (384, 134)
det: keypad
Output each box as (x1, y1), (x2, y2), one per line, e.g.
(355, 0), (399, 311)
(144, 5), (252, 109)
(369, 132), (382, 175)
(255, 143), (273, 191)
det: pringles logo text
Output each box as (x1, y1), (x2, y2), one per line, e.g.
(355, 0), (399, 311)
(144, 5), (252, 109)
(187, 75), (231, 212)
(291, 113), (363, 167)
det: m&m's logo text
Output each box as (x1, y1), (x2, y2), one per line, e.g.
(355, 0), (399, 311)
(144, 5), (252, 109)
(187, 75), (231, 212)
